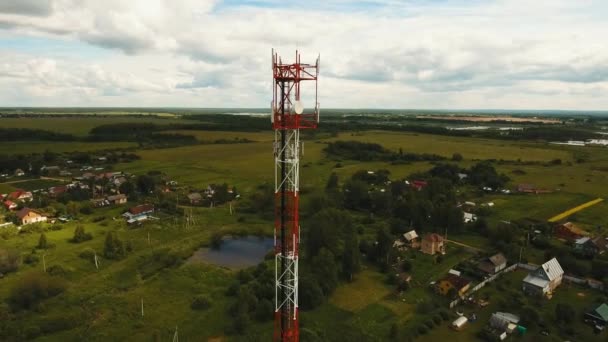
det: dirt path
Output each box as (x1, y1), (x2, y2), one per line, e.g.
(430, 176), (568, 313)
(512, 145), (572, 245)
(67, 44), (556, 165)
(446, 239), (485, 252)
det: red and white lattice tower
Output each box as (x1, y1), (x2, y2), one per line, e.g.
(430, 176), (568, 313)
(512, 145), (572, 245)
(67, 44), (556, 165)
(271, 49), (319, 342)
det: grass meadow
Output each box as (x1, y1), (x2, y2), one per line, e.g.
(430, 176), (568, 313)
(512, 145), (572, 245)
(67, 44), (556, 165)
(2, 116), (608, 341)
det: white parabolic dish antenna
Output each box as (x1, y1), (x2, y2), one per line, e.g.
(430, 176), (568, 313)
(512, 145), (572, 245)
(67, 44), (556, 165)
(294, 100), (304, 115)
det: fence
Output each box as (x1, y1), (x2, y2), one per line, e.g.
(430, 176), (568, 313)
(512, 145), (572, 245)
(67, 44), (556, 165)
(449, 263), (606, 308)
(449, 263), (518, 308)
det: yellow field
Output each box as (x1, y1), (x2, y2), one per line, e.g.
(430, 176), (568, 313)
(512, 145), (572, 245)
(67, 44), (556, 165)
(548, 198), (604, 222)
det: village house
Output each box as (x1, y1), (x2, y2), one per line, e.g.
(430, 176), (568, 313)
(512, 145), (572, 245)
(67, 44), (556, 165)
(91, 198), (109, 208)
(585, 303), (608, 327)
(41, 166), (61, 176)
(488, 312), (520, 336)
(478, 253), (507, 275)
(16, 208), (47, 225)
(592, 236), (608, 255)
(392, 239), (406, 250)
(188, 192), (203, 205)
(555, 222), (589, 242)
(403, 230), (419, 248)
(421, 233), (445, 255)
(107, 194), (127, 205)
(410, 180), (428, 191)
(3, 200), (17, 210)
(436, 273), (471, 297)
(522, 257), (564, 297)
(574, 237), (600, 256)
(123, 204), (154, 224)
(8, 190), (33, 202)
(14, 168), (25, 177)
(463, 212), (477, 223)
(113, 176), (127, 187)
(49, 185), (68, 198)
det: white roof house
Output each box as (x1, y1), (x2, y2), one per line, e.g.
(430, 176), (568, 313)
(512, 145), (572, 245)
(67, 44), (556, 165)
(522, 258), (564, 295)
(463, 212), (477, 223)
(403, 230), (418, 242)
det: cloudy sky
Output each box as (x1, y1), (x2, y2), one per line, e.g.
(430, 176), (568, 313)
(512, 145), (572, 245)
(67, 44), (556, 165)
(0, 0), (607, 109)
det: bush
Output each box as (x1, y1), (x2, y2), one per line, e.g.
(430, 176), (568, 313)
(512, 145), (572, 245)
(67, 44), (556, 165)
(79, 205), (93, 215)
(0, 248), (20, 273)
(49, 225), (63, 231)
(190, 295), (212, 310)
(47, 265), (68, 277)
(79, 248), (96, 262)
(8, 271), (67, 311)
(70, 225), (92, 243)
(439, 310), (450, 321)
(424, 320), (435, 329)
(433, 315), (442, 325)
(417, 325), (428, 335)
(24, 253), (40, 265)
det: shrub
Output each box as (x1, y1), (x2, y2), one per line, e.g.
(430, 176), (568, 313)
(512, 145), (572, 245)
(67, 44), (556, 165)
(8, 271), (67, 311)
(49, 225), (63, 231)
(0, 248), (20, 273)
(417, 325), (428, 335)
(37, 233), (48, 249)
(424, 320), (435, 329)
(190, 295), (212, 310)
(47, 265), (68, 277)
(24, 253), (40, 265)
(70, 225), (92, 243)
(433, 315), (442, 325)
(79, 248), (96, 261)
(439, 309), (450, 321)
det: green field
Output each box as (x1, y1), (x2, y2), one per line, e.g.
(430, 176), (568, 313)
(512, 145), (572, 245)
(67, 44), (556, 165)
(0, 141), (136, 154)
(0, 116), (191, 136)
(2, 117), (608, 341)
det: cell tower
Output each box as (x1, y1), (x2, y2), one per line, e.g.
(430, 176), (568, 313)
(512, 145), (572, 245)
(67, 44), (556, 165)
(271, 49), (319, 342)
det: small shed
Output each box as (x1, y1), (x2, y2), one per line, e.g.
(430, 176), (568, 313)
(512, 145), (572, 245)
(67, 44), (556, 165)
(451, 316), (468, 330)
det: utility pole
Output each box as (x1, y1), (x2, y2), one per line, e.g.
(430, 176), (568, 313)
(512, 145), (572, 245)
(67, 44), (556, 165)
(94, 252), (99, 270)
(172, 326), (179, 342)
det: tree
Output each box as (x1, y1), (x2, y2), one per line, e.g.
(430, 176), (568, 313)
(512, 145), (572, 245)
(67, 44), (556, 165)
(70, 225), (92, 243)
(555, 303), (576, 323)
(66, 201), (80, 217)
(254, 298), (273, 322)
(136, 174), (156, 194)
(5, 212), (19, 226)
(119, 180), (135, 196)
(342, 234), (360, 281)
(8, 271), (66, 311)
(299, 276), (325, 310)
(306, 208), (351, 258)
(0, 248), (20, 273)
(312, 248), (339, 295)
(343, 180), (371, 210)
(452, 153), (463, 161)
(37, 233), (48, 249)
(325, 172), (339, 191)
(103, 232), (126, 259)
(375, 227), (393, 267)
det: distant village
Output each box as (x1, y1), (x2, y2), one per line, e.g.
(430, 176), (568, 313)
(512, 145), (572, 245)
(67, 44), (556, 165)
(1, 158), (238, 229)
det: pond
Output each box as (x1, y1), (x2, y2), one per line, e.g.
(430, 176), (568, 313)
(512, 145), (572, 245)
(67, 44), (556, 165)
(188, 235), (274, 269)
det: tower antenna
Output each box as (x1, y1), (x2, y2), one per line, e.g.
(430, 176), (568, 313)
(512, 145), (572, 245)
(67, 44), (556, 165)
(271, 49), (320, 342)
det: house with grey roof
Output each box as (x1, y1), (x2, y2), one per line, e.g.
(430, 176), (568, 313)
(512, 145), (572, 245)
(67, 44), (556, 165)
(478, 253), (507, 274)
(522, 257), (564, 297)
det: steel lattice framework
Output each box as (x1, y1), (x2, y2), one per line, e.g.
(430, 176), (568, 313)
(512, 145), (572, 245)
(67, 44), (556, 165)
(271, 50), (319, 342)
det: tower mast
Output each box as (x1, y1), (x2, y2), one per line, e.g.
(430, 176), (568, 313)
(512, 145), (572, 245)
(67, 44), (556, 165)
(271, 50), (319, 342)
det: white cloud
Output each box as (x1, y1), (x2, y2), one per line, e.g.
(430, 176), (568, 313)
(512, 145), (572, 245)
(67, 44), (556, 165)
(0, 0), (607, 109)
